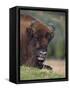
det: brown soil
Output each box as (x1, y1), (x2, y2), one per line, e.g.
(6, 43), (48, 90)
(43, 59), (65, 77)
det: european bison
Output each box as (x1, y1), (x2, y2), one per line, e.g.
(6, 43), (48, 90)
(20, 14), (54, 69)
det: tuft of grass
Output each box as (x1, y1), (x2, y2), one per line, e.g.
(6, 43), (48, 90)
(20, 65), (64, 80)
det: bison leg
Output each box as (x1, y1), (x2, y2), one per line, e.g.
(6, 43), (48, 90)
(43, 64), (53, 70)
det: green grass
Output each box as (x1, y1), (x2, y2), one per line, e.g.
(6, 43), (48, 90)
(20, 65), (63, 80)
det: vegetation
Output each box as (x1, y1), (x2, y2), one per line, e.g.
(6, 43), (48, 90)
(20, 65), (63, 80)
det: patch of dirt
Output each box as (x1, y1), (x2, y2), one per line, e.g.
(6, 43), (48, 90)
(43, 59), (65, 77)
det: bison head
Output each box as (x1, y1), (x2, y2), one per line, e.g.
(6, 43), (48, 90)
(20, 15), (55, 69)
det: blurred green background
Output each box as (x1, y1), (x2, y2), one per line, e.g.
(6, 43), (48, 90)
(20, 10), (65, 59)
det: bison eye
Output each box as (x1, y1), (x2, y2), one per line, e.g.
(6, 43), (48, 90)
(45, 32), (49, 39)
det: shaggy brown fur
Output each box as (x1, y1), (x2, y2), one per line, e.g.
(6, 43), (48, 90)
(20, 15), (54, 69)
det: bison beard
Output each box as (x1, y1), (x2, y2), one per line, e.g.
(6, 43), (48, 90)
(20, 15), (54, 69)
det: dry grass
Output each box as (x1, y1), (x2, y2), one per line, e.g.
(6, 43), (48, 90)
(20, 65), (63, 80)
(20, 59), (65, 80)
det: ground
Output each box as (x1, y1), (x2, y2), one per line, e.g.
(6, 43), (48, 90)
(44, 59), (65, 76)
(20, 59), (65, 80)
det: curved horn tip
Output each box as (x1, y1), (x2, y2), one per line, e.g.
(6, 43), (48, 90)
(48, 23), (55, 31)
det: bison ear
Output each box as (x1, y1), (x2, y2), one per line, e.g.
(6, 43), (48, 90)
(26, 27), (34, 40)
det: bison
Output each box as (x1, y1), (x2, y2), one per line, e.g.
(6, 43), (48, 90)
(20, 14), (55, 69)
